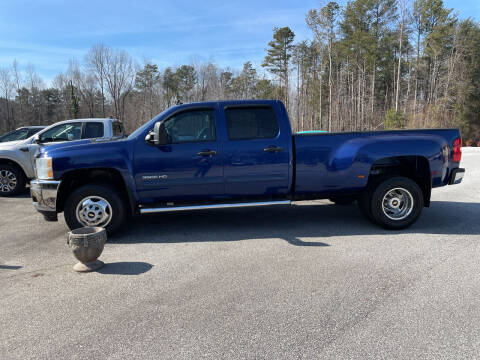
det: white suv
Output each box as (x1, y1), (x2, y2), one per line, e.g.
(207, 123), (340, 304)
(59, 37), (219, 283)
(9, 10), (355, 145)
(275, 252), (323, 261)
(0, 118), (124, 196)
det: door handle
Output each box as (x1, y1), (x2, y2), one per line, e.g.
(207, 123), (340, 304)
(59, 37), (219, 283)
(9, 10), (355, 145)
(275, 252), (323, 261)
(197, 150), (217, 157)
(19, 147), (29, 152)
(264, 146), (283, 153)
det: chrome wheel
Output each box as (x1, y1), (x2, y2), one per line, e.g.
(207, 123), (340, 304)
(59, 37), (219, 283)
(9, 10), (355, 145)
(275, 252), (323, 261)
(75, 196), (113, 227)
(0, 170), (17, 193)
(382, 187), (414, 221)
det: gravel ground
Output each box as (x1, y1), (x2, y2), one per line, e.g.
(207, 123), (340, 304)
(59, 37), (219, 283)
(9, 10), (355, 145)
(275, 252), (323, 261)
(1, 150), (479, 359)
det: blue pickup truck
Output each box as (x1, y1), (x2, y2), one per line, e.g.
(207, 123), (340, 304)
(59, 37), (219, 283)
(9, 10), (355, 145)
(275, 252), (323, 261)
(30, 100), (464, 234)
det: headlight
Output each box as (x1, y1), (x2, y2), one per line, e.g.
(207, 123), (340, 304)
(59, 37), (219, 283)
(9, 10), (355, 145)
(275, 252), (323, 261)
(36, 157), (53, 179)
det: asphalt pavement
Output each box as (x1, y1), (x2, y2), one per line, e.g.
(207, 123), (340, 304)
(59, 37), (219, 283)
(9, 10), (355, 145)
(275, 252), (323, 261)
(1, 149), (479, 359)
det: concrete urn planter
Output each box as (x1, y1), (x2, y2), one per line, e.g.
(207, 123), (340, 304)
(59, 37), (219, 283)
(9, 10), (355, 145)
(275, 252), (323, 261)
(67, 227), (107, 272)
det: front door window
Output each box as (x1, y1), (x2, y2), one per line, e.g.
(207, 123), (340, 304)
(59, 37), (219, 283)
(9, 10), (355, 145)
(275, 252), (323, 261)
(163, 110), (216, 144)
(39, 123), (82, 143)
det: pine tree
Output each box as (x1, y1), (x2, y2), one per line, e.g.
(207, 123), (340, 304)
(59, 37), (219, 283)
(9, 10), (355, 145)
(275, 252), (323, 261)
(175, 65), (196, 102)
(70, 80), (79, 119)
(135, 64), (160, 119)
(262, 27), (295, 109)
(232, 61), (257, 99)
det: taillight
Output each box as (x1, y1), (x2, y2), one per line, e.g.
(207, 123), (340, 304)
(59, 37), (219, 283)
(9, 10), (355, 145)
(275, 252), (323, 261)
(452, 137), (462, 162)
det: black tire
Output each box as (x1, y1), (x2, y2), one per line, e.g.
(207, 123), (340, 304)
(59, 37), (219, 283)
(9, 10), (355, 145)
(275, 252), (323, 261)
(64, 183), (126, 234)
(329, 197), (355, 205)
(0, 164), (26, 197)
(369, 177), (423, 229)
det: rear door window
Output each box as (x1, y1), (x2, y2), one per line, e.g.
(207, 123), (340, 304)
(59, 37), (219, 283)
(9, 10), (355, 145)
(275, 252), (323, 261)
(27, 128), (42, 137)
(225, 107), (279, 140)
(82, 122), (104, 139)
(112, 122), (124, 137)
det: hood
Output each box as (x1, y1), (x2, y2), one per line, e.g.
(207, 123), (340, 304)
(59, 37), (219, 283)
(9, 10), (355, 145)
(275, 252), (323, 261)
(0, 139), (27, 149)
(39, 137), (127, 156)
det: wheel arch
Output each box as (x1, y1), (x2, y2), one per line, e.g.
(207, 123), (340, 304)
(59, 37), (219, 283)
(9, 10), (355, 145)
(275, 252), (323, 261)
(56, 168), (135, 215)
(0, 158), (28, 181)
(367, 155), (431, 207)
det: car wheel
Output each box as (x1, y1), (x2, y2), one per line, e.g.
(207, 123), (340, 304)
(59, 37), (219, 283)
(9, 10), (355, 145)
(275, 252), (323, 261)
(369, 177), (424, 229)
(0, 164), (26, 197)
(64, 183), (126, 234)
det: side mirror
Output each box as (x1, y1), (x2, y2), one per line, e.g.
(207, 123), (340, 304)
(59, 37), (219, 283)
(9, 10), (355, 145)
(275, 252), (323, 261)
(145, 131), (155, 144)
(153, 122), (169, 146)
(33, 134), (41, 144)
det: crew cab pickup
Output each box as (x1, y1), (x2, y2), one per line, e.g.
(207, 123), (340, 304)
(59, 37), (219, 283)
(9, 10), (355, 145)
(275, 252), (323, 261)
(0, 118), (124, 196)
(30, 100), (464, 233)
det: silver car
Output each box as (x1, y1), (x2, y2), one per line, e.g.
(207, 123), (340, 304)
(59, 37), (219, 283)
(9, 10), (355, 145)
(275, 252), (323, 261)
(0, 118), (124, 196)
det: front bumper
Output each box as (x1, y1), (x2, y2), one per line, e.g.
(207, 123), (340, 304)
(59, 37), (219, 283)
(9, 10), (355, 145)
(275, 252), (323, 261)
(449, 168), (465, 185)
(30, 180), (61, 214)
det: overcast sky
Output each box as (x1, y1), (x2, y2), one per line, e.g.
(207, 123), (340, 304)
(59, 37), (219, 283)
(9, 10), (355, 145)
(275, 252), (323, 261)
(0, 0), (478, 84)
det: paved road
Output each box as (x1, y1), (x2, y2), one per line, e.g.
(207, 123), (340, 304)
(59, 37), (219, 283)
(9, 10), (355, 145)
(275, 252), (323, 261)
(1, 150), (479, 360)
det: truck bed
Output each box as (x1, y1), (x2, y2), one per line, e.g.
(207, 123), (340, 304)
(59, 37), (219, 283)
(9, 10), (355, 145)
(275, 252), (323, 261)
(294, 129), (461, 197)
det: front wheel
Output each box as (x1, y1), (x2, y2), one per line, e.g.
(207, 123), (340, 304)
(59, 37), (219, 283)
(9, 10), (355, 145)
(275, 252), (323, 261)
(64, 183), (126, 234)
(369, 177), (424, 229)
(0, 164), (26, 197)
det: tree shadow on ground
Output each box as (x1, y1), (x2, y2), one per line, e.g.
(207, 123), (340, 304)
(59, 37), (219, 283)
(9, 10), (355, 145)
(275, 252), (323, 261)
(109, 201), (480, 246)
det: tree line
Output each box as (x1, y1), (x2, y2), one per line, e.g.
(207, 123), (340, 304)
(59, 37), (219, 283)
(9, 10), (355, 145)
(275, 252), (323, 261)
(1, 0), (479, 141)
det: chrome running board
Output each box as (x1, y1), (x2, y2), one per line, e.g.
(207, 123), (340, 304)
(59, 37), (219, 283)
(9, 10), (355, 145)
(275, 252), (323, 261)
(140, 200), (291, 214)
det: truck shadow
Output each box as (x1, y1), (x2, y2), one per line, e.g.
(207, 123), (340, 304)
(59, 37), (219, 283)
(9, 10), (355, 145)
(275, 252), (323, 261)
(10, 191), (31, 199)
(110, 200), (480, 246)
(0, 265), (23, 270)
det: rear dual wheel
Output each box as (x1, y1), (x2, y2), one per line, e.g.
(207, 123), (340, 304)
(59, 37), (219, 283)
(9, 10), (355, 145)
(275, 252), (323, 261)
(358, 176), (423, 229)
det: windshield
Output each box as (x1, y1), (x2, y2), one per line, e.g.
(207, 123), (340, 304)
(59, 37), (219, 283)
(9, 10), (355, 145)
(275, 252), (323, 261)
(0, 129), (30, 142)
(127, 108), (173, 140)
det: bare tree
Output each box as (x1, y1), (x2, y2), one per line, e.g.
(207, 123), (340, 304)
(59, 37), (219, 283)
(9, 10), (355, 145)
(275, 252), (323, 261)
(195, 62), (219, 101)
(85, 44), (109, 117)
(103, 48), (135, 120)
(25, 63), (44, 125)
(307, 3), (339, 132)
(11, 60), (24, 124)
(395, 0), (409, 112)
(25, 63), (43, 90)
(0, 67), (15, 130)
